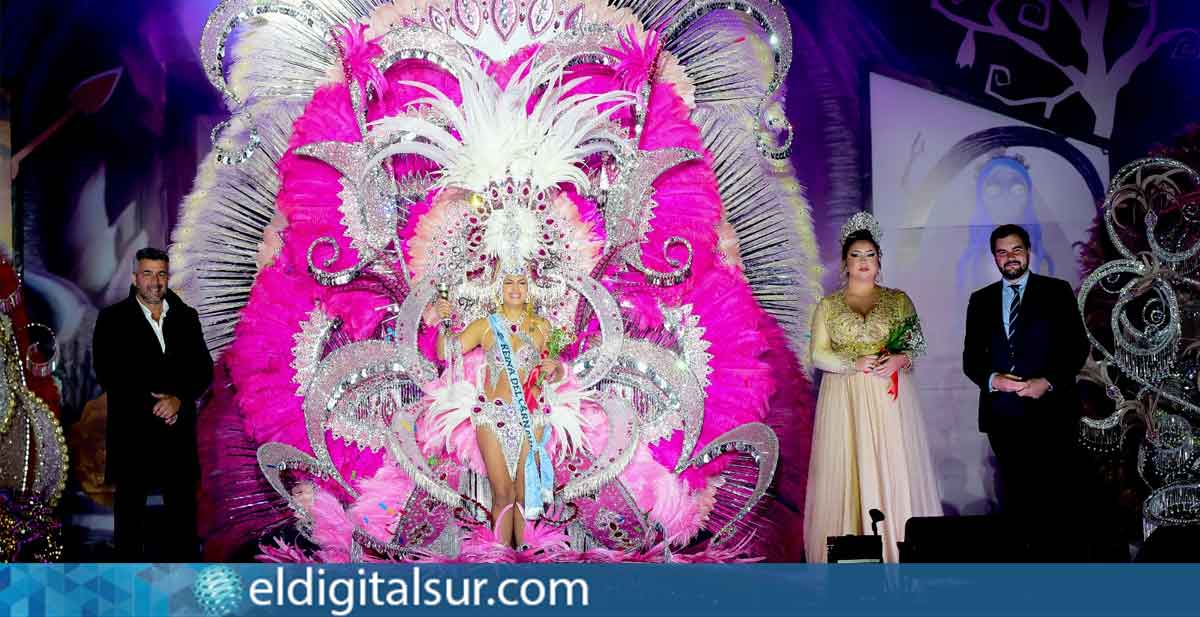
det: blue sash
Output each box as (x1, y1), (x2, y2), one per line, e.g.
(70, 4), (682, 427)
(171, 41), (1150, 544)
(487, 314), (554, 519)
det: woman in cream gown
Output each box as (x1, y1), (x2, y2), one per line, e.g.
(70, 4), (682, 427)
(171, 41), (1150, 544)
(804, 216), (942, 563)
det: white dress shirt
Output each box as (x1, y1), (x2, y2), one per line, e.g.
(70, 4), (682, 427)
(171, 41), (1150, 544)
(137, 296), (170, 353)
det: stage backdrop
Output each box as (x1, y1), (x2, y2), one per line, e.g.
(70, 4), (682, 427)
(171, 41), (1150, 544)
(868, 72), (1108, 514)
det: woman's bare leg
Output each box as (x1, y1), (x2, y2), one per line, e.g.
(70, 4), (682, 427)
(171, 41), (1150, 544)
(512, 426), (546, 547)
(476, 425), (516, 546)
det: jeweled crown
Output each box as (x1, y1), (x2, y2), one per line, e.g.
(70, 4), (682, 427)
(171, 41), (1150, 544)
(839, 211), (882, 248)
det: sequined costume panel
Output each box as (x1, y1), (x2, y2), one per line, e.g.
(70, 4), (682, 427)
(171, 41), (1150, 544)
(466, 397), (548, 479)
(484, 330), (538, 382)
(476, 327), (543, 477)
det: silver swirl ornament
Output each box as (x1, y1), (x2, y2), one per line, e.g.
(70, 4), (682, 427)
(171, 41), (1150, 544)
(305, 236), (377, 287)
(1102, 157), (1200, 271)
(210, 108), (261, 166)
(603, 147), (702, 286)
(563, 274), (625, 390)
(257, 442), (327, 538)
(1111, 268), (1181, 385)
(660, 0), (793, 159)
(1079, 258), (1187, 404)
(390, 278), (448, 384)
(1144, 484), (1200, 541)
(200, 0), (333, 167)
(200, 0), (330, 107)
(296, 130), (406, 285)
(1079, 157), (1200, 411)
(679, 422), (778, 546)
(600, 338), (707, 472)
(1076, 156), (1200, 536)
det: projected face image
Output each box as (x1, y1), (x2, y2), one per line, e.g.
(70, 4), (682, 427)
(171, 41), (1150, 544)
(955, 155), (1055, 294)
(979, 160), (1031, 221)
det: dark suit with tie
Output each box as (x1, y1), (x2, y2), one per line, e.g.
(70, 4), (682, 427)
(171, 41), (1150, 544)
(93, 287), (213, 560)
(963, 272), (1089, 557)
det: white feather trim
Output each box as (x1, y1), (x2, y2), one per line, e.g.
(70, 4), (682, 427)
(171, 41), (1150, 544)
(367, 54), (634, 193)
(421, 359), (593, 463)
(422, 363), (484, 454)
(543, 364), (592, 460)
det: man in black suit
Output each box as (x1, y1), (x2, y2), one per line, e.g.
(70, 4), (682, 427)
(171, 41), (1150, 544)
(93, 247), (212, 561)
(962, 225), (1089, 559)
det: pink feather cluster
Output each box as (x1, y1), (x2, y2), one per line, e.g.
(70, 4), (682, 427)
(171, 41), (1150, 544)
(602, 25), (661, 94)
(333, 22), (389, 99)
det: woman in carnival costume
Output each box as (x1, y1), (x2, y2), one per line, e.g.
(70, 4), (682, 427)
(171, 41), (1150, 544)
(433, 270), (564, 547)
(405, 55), (631, 547)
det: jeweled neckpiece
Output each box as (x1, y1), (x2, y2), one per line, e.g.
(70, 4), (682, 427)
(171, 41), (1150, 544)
(498, 309), (526, 334)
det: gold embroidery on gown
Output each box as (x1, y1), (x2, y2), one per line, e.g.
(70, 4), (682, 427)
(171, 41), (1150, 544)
(810, 287), (920, 372)
(804, 287), (942, 563)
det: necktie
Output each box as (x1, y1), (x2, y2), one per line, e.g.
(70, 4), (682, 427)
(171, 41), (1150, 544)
(1007, 284), (1021, 339)
(1007, 285), (1021, 372)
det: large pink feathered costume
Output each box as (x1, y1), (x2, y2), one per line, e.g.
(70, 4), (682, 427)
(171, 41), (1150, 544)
(173, 0), (820, 562)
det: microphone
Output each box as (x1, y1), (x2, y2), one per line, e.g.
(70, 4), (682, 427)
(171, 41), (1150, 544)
(436, 281), (451, 329)
(869, 509), (886, 536)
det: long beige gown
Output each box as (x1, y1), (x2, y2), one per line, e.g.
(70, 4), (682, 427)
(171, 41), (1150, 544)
(804, 287), (942, 563)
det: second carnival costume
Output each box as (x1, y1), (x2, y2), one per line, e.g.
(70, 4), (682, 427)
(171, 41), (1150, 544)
(173, 0), (823, 561)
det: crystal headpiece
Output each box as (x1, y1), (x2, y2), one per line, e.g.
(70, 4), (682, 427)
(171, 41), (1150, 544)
(839, 211), (882, 247)
(480, 178), (546, 277)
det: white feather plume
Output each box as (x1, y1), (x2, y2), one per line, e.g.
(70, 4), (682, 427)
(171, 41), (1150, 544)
(368, 54), (635, 192)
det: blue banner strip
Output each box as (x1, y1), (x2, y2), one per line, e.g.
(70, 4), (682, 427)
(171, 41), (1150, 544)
(1, 563), (1198, 616)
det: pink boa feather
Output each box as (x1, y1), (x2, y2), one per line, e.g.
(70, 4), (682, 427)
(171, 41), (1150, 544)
(345, 463), (417, 543)
(308, 487), (355, 562)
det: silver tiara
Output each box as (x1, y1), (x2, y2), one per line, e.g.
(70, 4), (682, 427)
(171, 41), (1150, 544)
(839, 211), (882, 247)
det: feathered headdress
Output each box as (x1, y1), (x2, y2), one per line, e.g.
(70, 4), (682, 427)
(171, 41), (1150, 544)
(369, 54), (633, 276)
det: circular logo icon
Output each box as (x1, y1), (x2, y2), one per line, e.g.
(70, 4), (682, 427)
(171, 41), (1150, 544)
(193, 565), (244, 617)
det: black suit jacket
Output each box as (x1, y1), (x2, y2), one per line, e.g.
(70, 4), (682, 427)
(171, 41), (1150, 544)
(962, 273), (1088, 434)
(93, 287), (213, 482)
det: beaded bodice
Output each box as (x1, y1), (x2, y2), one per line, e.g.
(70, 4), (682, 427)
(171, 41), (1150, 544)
(485, 326), (538, 381)
(822, 287), (915, 360)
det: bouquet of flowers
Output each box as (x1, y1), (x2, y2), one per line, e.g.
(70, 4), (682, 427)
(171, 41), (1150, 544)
(523, 327), (576, 410)
(880, 314), (926, 400)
